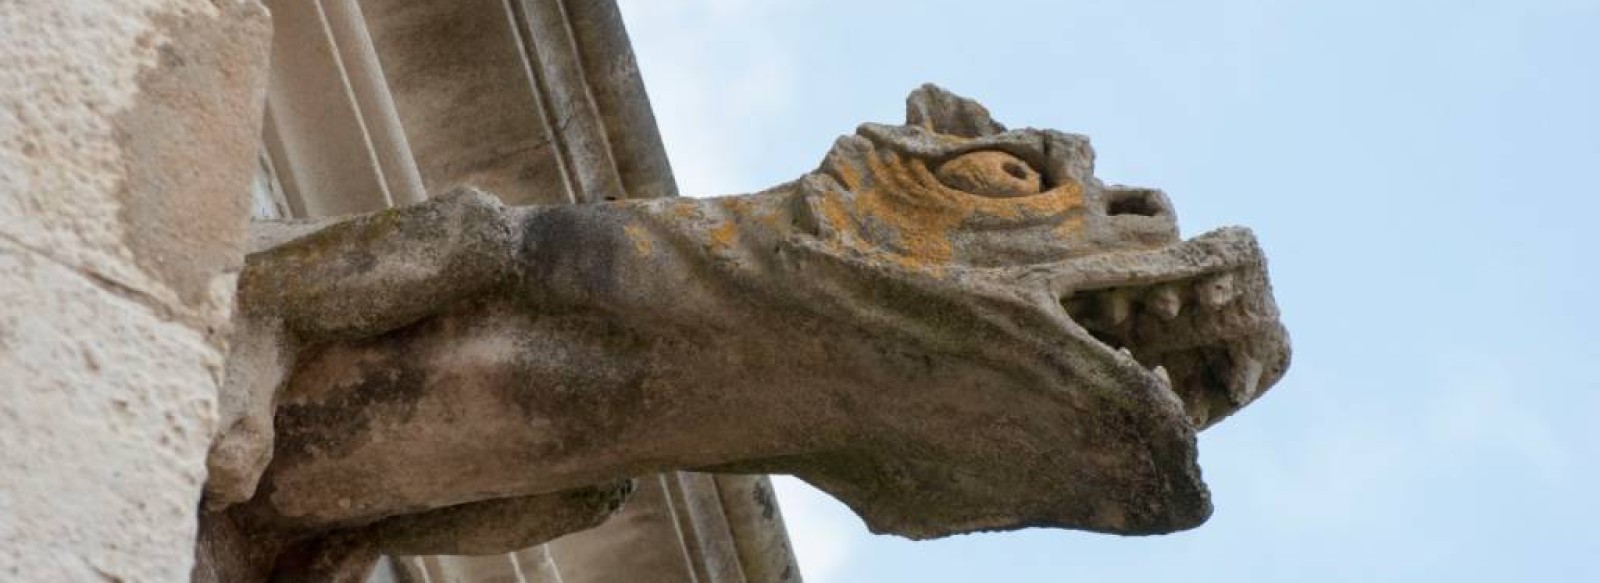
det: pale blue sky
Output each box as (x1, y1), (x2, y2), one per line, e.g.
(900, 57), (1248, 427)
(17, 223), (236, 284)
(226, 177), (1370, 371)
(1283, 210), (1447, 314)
(617, 1), (1600, 581)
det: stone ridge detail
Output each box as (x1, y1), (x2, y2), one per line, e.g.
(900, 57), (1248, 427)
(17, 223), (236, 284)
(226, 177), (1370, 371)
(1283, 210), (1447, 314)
(201, 85), (1290, 582)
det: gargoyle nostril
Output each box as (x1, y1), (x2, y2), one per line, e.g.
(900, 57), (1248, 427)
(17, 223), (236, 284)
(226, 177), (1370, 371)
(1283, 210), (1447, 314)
(1107, 190), (1165, 217)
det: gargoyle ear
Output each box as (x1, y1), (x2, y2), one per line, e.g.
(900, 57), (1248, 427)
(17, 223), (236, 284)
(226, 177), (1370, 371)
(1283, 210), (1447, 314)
(905, 84), (1007, 138)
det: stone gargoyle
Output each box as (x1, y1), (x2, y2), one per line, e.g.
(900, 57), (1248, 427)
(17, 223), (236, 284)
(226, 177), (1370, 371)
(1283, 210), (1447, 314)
(197, 85), (1290, 582)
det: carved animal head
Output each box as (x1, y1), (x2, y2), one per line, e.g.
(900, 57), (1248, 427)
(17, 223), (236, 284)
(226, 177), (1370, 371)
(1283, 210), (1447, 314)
(706, 85), (1292, 537)
(804, 85), (1289, 429)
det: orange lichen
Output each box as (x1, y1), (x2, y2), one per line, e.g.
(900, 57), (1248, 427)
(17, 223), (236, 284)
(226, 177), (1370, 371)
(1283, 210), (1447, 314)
(717, 196), (783, 231)
(709, 221), (739, 253)
(671, 199), (702, 220)
(818, 148), (1087, 274)
(623, 223), (654, 256)
(831, 157), (864, 191)
(1052, 214), (1087, 241)
(816, 192), (855, 241)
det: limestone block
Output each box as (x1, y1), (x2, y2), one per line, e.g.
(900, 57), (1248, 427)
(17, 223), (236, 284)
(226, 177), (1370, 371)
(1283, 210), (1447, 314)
(0, 0), (272, 580)
(0, 240), (220, 581)
(0, 1), (271, 335)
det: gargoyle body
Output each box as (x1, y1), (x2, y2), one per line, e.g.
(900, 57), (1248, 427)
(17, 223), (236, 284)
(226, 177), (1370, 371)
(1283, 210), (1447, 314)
(199, 86), (1289, 582)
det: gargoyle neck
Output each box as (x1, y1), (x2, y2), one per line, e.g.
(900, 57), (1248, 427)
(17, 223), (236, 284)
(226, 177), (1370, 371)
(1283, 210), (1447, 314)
(249, 295), (856, 532)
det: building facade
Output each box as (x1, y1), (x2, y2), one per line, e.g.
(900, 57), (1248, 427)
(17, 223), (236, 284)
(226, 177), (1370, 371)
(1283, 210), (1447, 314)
(2, 1), (800, 581)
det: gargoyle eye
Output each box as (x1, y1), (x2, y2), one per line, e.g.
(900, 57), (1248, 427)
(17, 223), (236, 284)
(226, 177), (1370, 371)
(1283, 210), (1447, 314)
(934, 150), (1044, 198)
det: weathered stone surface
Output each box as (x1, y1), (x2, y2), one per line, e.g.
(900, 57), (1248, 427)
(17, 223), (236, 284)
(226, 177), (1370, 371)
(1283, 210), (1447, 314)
(0, 1), (271, 581)
(935, 150), (1045, 198)
(198, 480), (631, 583)
(209, 85), (1289, 578)
(360, 480), (632, 556)
(715, 475), (804, 583)
(0, 239), (223, 581)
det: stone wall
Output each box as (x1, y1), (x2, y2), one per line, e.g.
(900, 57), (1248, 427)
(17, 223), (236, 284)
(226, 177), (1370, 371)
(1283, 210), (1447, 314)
(0, 1), (272, 580)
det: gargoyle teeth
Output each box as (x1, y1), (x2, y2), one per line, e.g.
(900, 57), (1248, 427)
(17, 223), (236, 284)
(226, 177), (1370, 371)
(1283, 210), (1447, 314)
(1196, 273), (1237, 308)
(1227, 355), (1265, 404)
(1152, 365), (1171, 386)
(1104, 290), (1133, 326)
(1117, 347), (1133, 358)
(1148, 285), (1182, 320)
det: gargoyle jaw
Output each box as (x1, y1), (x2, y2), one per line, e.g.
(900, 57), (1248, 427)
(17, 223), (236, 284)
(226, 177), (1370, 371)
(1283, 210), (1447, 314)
(1049, 227), (1291, 429)
(726, 228), (1288, 541)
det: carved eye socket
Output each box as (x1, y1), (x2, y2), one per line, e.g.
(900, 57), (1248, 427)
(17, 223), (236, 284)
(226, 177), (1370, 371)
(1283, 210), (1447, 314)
(934, 151), (1044, 198)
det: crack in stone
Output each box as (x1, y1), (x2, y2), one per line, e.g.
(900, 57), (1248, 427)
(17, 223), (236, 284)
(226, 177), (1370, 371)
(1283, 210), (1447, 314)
(0, 230), (189, 328)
